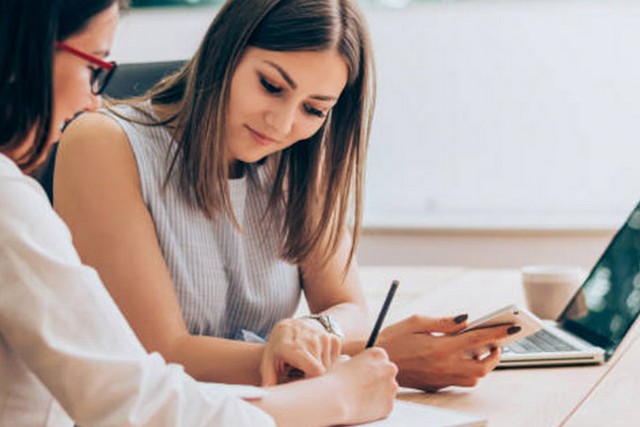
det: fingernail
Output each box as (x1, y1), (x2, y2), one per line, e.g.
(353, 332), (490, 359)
(454, 314), (468, 324)
(507, 326), (521, 335)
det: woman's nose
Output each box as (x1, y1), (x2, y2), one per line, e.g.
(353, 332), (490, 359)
(265, 104), (295, 137)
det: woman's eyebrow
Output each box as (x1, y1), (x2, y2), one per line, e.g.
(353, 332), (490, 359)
(264, 60), (297, 89)
(263, 60), (338, 102)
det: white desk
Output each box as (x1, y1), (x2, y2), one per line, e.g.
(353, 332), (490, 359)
(358, 267), (640, 427)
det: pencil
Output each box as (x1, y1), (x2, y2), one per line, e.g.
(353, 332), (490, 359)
(365, 280), (399, 348)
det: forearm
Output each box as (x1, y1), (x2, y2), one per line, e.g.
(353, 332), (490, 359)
(251, 375), (347, 427)
(301, 229), (371, 344)
(314, 303), (371, 356)
(168, 335), (265, 385)
(317, 301), (369, 341)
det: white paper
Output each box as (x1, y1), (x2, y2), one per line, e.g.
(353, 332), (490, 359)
(360, 400), (486, 427)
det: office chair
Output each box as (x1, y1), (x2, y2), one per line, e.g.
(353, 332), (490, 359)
(37, 60), (185, 202)
(101, 60), (185, 99)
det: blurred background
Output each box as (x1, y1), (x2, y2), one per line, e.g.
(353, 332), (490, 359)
(129, 0), (420, 7)
(116, 0), (640, 268)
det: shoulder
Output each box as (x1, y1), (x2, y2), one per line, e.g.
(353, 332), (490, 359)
(57, 111), (132, 170)
(60, 111), (129, 155)
(55, 111), (142, 200)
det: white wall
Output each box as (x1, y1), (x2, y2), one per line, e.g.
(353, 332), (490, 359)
(112, 0), (640, 267)
(364, 0), (640, 230)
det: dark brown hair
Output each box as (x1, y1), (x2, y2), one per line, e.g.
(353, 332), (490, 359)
(0, 0), (125, 172)
(129, 0), (375, 269)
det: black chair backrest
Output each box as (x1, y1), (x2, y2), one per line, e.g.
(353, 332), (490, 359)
(104, 60), (185, 99)
(38, 60), (186, 202)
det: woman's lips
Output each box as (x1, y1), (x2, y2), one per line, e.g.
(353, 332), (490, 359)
(246, 125), (277, 146)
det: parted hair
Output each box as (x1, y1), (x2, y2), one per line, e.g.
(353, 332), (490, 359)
(128, 0), (375, 268)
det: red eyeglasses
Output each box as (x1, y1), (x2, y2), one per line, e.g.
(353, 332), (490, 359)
(55, 41), (117, 95)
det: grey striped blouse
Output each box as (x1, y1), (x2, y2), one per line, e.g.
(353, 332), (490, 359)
(104, 103), (301, 341)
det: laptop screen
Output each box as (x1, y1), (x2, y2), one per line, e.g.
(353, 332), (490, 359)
(559, 201), (640, 357)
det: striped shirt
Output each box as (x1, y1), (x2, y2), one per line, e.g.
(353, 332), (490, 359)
(104, 104), (301, 341)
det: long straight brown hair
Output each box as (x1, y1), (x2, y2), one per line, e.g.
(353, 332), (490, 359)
(124, 0), (375, 269)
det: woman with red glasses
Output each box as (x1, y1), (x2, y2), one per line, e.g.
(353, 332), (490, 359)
(0, 0), (397, 425)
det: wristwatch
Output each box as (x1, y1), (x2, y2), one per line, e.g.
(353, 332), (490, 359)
(303, 314), (345, 340)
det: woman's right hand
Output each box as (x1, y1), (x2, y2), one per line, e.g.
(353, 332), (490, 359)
(328, 348), (399, 425)
(252, 348), (398, 426)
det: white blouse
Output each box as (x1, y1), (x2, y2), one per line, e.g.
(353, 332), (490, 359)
(0, 153), (275, 426)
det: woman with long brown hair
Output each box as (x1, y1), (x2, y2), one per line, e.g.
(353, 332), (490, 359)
(55, 0), (513, 391)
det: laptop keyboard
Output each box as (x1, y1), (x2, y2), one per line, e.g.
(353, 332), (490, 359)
(505, 329), (579, 354)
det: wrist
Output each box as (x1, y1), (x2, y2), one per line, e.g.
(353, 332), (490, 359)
(256, 372), (350, 426)
(301, 314), (345, 340)
(253, 343), (269, 385)
(313, 372), (352, 424)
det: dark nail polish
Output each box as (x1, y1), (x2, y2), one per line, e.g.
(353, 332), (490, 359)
(507, 326), (521, 335)
(454, 314), (469, 324)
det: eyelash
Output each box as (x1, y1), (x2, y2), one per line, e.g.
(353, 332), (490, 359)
(304, 105), (326, 118)
(259, 75), (327, 119)
(260, 76), (282, 94)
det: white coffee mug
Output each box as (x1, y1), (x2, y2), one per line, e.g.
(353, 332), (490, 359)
(521, 265), (585, 320)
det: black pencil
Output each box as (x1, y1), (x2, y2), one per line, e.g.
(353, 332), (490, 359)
(365, 280), (399, 348)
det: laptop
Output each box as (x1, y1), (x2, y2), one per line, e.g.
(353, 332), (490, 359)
(500, 201), (640, 367)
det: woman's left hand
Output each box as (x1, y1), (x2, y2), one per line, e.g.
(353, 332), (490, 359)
(376, 314), (506, 392)
(260, 317), (342, 386)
